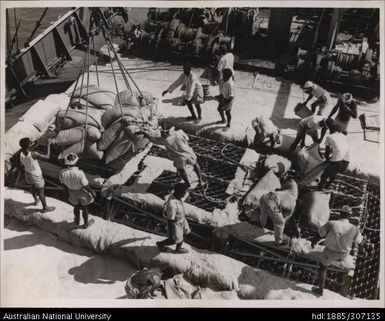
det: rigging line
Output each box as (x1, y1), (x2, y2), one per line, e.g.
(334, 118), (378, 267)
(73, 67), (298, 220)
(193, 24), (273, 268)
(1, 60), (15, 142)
(106, 39), (124, 118)
(92, 35), (100, 86)
(62, 42), (89, 121)
(84, 39), (91, 146)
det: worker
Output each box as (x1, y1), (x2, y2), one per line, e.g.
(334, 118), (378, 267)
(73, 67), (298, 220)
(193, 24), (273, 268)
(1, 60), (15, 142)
(327, 93), (357, 135)
(139, 123), (204, 187)
(251, 115), (281, 152)
(312, 205), (363, 296)
(162, 62), (204, 122)
(216, 68), (234, 131)
(217, 44), (234, 85)
(156, 183), (191, 254)
(318, 119), (350, 190)
(16, 137), (55, 213)
(259, 175), (298, 246)
(288, 115), (329, 154)
(125, 267), (175, 299)
(59, 153), (96, 228)
(302, 81), (331, 116)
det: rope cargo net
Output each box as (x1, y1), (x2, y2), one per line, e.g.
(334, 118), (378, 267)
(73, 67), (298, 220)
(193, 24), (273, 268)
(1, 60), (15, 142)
(103, 134), (380, 299)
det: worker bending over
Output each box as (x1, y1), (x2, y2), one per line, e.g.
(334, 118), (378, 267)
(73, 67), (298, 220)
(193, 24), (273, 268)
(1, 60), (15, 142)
(259, 175), (298, 246)
(251, 115), (281, 152)
(288, 115), (328, 154)
(16, 137), (55, 213)
(162, 63), (204, 122)
(140, 123), (204, 187)
(157, 183), (191, 254)
(59, 153), (96, 228)
(312, 205), (363, 296)
(302, 81), (331, 116)
(328, 93), (357, 135)
(318, 119), (350, 190)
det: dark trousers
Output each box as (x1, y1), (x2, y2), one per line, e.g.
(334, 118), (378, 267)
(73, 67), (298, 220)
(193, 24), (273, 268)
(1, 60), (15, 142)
(319, 160), (349, 189)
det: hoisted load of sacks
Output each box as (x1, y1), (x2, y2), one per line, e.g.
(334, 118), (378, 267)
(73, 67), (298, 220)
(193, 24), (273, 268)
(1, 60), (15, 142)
(52, 85), (158, 167)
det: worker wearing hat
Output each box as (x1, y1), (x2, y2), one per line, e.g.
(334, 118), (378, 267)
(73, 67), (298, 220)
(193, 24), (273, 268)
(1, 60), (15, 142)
(318, 118), (350, 190)
(59, 153), (96, 228)
(217, 44), (235, 86)
(17, 137), (55, 213)
(327, 93), (357, 135)
(312, 205), (363, 296)
(288, 114), (329, 154)
(302, 81), (332, 116)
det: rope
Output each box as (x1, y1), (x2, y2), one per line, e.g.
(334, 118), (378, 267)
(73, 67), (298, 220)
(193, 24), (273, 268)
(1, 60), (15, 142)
(333, 178), (380, 202)
(106, 39), (124, 118)
(92, 35), (100, 86)
(62, 48), (89, 122)
(220, 144), (258, 172)
(83, 39), (91, 148)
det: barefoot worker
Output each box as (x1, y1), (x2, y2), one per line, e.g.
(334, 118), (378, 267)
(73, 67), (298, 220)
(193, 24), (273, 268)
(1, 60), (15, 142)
(59, 153), (96, 229)
(157, 183), (191, 254)
(18, 137), (55, 213)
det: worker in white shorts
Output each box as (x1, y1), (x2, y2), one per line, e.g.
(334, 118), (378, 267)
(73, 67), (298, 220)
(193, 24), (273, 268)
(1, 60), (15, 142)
(59, 153), (96, 228)
(18, 137), (55, 213)
(312, 206), (363, 296)
(302, 81), (331, 116)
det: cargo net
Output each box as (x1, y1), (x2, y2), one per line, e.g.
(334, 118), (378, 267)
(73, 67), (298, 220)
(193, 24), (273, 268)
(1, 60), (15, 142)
(109, 134), (379, 297)
(147, 135), (249, 211)
(349, 184), (381, 299)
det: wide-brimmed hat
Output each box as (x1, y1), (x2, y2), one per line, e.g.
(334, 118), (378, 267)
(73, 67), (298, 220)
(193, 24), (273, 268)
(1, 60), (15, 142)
(339, 205), (353, 215)
(64, 153), (79, 166)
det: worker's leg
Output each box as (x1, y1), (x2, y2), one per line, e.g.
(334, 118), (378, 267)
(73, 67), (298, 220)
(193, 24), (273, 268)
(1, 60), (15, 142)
(288, 129), (304, 153)
(175, 241), (189, 254)
(31, 186), (39, 205)
(270, 209), (286, 244)
(37, 188), (48, 210)
(217, 108), (226, 123)
(193, 162), (204, 186)
(186, 101), (197, 120)
(313, 264), (328, 296)
(325, 161), (349, 188)
(82, 205), (89, 228)
(74, 205), (80, 225)
(259, 196), (269, 228)
(177, 168), (191, 187)
(309, 129), (319, 143)
(157, 221), (176, 250)
(225, 110), (232, 128)
(195, 104), (202, 120)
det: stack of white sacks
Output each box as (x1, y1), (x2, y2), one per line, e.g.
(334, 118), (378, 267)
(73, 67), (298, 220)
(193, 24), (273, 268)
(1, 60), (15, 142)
(54, 85), (158, 168)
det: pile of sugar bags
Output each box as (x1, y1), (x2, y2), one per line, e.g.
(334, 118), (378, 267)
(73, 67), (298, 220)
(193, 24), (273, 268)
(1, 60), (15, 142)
(54, 85), (158, 168)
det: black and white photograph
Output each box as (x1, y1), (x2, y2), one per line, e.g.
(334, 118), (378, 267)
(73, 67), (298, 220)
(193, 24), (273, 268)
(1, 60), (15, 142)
(1, 1), (383, 308)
